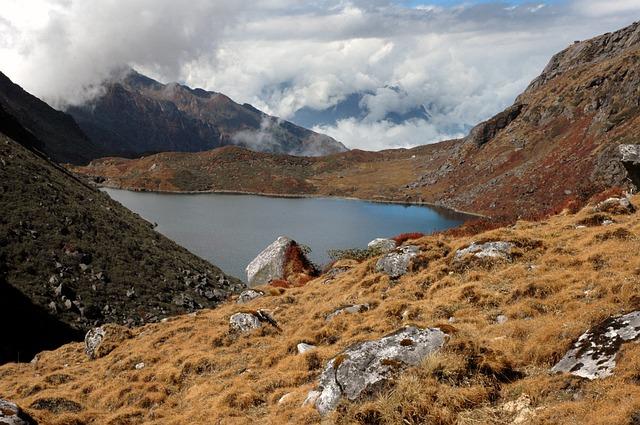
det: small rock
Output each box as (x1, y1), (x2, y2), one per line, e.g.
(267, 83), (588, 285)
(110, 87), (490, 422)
(455, 241), (515, 261)
(135, 362), (145, 370)
(297, 343), (317, 354)
(326, 304), (370, 321)
(312, 326), (447, 415)
(229, 310), (279, 333)
(367, 238), (397, 253)
(496, 314), (508, 324)
(278, 393), (293, 405)
(0, 398), (36, 424)
(375, 246), (420, 278)
(551, 310), (640, 379)
(594, 197), (636, 215)
(84, 324), (132, 360)
(237, 289), (264, 304)
(79, 263), (89, 271)
(126, 288), (135, 298)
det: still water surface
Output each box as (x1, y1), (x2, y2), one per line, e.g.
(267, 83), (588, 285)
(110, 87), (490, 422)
(104, 189), (470, 280)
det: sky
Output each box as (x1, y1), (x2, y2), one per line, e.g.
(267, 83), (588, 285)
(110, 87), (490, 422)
(1, 0), (640, 151)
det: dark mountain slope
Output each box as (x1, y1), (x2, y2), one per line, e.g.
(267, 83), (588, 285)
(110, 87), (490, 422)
(0, 129), (244, 363)
(0, 71), (104, 164)
(67, 70), (347, 157)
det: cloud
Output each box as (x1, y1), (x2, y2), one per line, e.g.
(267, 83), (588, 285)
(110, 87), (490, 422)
(1, 0), (639, 150)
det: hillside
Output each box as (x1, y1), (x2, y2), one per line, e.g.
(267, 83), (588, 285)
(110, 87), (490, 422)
(0, 71), (104, 165)
(73, 22), (640, 218)
(66, 70), (347, 157)
(0, 130), (244, 364)
(1, 193), (639, 424)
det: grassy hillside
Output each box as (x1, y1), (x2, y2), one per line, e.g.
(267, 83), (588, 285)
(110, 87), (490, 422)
(0, 133), (244, 363)
(1, 195), (639, 424)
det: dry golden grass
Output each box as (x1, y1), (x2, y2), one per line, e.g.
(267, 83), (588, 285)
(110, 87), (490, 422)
(2, 197), (640, 424)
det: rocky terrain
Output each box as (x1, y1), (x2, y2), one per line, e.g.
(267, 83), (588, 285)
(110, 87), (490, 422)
(1, 193), (639, 424)
(0, 72), (104, 165)
(66, 70), (347, 158)
(73, 22), (640, 219)
(0, 128), (244, 364)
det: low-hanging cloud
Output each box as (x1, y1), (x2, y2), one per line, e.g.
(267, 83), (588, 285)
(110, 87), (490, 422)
(1, 0), (639, 150)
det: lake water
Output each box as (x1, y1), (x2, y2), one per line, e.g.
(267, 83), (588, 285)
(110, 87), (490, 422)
(104, 189), (470, 280)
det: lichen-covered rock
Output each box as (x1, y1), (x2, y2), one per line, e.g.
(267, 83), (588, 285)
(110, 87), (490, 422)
(375, 246), (420, 278)
(237, 289), (264, 304)
(594, 197), (636, 215)
(367, 238), (396, 253)
(229, 310), (279, 333)
(326, 304), (370, 321)
(455, 241), (515, 261)
(84, 324), (132, 360)
(312, 326), (447, 415)
(246, 236), (317, 287)
(551, 311), (640, 379)
(0, 399), (36, 425)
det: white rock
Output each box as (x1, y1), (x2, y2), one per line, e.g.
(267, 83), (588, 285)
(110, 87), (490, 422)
(496, 314), (508, 324)
(375, 246), (420, 278)
(367, 238), (396, 253)
(455, 241), (515, 261)
(313, 326), (447, 415)
(326, 304), (370, 321)
(245, 236), (293, 286)
(229, 312), (262, 333)
(297, 343), (317, 354)
(0, 398), (35, 425)
(278, 393), (293, 405)
(303, 390), (321, 407)
(551, 311), (640, 379)
(237, 289), (264, 304)
(135, 362), (145, 370)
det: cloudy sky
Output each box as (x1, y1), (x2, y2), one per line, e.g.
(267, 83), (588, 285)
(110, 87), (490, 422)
(1, 0), (639, 150)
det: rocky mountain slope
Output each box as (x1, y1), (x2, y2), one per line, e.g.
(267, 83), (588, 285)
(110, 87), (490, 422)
(1, 193), (639, 424)
(66, 70), (347, 157)
(73, 22), (640, 219)
(0, 129), (244, 364)
(0, 72), (104, 165)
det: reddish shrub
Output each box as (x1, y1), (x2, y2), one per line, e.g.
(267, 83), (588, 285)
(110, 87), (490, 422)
(588, 186), (626, 206)
(392, 232), (425, 245)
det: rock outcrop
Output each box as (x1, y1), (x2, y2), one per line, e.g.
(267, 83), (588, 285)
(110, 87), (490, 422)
(0, 399), (36, 425)
(619, 144), (640, 188)
(551, 311), (640, 379)
(312, 326), (447, 415)
(375, 246), (420, 278)
(84, 324), (132, 360)
(454, 241), (515, 261)
(367, 238), (397, 253)
(229, 310), (279, 333)
(246, 237), (318, 287)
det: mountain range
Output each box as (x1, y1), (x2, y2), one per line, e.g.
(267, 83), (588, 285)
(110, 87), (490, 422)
(74, 21), (640, 219)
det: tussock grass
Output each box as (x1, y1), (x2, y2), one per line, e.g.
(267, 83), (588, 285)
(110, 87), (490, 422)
(2, 197), (640, 424)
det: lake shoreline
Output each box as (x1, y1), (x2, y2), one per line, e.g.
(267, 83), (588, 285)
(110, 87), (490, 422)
(97, 183), (486, 219)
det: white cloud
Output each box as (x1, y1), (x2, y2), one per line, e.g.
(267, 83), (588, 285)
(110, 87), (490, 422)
(0, 0), (638, 151)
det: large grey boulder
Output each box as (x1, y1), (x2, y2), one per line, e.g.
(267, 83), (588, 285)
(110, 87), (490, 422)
(245, 236), (316, 287)
(551, 311), (640, 379)
(367, 238), (396, 253)
(229, 310), (279, 333)
(375, 246), (420, 278)
(312, 326), (447, 415)
(455, 241), (514, 261)
(0, 399), (36, 424)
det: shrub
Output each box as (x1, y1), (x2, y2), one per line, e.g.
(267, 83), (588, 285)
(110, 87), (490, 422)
(392, 232), (425, 245)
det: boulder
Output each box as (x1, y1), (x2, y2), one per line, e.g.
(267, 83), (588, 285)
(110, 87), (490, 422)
(594, 197), (636, 215)
(311, 326), (447, 415)
(326, 304), (370, 321)
(455, 241), (514, 261)
(229, 310), (279, 333)
(237, 289), (264, 304)
(367, 238), (396, 253)
(246, 236), (317, 287)
(551, 311), (640, 379)
(297, 343), (317, 354)
(375, 246), (420, 278)
(619, 144), (640, 188)
(0, 399), (36, 425)
(84, 324), (132, 360)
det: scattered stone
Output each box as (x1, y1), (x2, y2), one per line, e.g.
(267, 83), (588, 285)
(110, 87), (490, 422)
(375, 246), (420, 278)
(229, 310), (279, 333)
(246, 236), (317, 287)
(297, 343), (317, 354)
(326, 304), (370, 321)
(126, 288), (135, 298)
(594, 197), (636, 215)
(79, 263), (89, 271)
(237, 289), (264, 304)
(0, 399), (37, 424)
(135, 362), (145, 370)
(84, 324), (133, 360)
(277, 393), (293, 405)
(496, 314), (508, 324)
(455, 241), (515, 261)
(312, 326), (447, 415)
(551, 311), (640, 379)
(367, 238), (396, 253)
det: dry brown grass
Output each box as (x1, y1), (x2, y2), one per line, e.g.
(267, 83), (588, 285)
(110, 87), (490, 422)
(2, 197), (640, 424)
